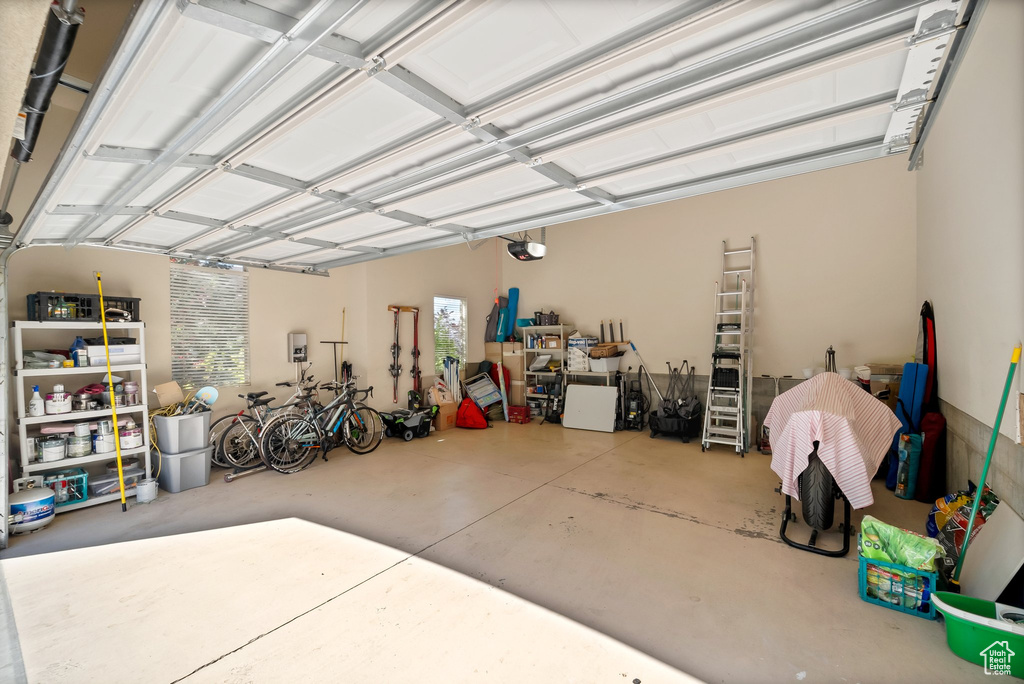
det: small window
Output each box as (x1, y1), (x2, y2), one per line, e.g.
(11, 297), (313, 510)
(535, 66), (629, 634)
(170, 261), (250, 388)
(434, 295), (467, 375)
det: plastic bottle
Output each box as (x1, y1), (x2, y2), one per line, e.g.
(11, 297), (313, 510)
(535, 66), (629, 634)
(70, 336), (87, 367)
(28, 386), (44, 417)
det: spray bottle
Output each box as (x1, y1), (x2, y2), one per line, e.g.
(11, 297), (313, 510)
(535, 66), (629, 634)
(28, 385), (44, 417)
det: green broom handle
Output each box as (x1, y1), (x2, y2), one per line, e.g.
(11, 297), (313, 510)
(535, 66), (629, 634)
(953, 344), (1021, 582)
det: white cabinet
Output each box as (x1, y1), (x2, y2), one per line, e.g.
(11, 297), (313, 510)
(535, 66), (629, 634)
(11, 321), (152, 512)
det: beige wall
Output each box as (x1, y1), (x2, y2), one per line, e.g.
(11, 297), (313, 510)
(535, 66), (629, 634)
(350, 240), (500, 407)
(916, 0), (1024, 440)
(502, 156), (918, 377)
(6, 246), (363, 417)
(6, 239), (498, 417)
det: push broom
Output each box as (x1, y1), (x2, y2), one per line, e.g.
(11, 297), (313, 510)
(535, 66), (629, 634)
(950, 343), (1021, 590)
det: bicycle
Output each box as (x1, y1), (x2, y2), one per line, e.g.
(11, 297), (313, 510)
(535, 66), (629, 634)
(258, 380), (383, 474)
(218, 384), (321, 471)
(209, 364), (320, 468)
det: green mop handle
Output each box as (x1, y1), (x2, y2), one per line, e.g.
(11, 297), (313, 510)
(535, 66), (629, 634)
(953, 343), (1021, 583)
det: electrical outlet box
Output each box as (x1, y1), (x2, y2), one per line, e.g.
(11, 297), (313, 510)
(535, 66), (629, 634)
(288, 332), (307, 363)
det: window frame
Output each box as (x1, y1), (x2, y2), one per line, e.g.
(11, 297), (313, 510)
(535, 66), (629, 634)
(433, 294), (468, 376)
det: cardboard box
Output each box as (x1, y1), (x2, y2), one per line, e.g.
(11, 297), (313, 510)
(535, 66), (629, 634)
(867, 363), (904, 376)
(510, 380), (525, 406)
(870, 379), (901, 411)
(153, 381), (185, 407)
(505, 354), (524, 381)
(542, 335), (561, 349)
(568, 336), (598, 350)
(433, 402), (458, 431)
(589, 345), (617, 358)
(485, 341), (523, 359)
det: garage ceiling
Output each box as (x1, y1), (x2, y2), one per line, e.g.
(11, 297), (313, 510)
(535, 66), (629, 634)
(13, 0), (978, 274)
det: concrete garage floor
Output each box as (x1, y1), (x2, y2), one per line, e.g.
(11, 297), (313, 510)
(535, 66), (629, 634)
(3, 422), (985, 682)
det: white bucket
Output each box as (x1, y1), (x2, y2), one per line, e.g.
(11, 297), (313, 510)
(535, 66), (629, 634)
(136, 478), (157, 504)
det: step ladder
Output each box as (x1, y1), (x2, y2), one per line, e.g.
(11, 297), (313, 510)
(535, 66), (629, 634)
(702, 238), (756, 455)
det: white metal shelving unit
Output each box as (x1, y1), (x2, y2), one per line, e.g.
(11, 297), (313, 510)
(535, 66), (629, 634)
(11, 321), (151, 511)
(522, 324), (573, 401)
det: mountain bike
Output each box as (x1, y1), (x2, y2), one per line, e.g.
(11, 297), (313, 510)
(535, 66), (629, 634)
(258, 380), (383, 474)
(209, 364), (319, 468)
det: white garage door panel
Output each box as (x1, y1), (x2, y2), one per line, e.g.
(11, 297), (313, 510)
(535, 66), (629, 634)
(99, 23), (265, 151)
(305, 213), (408, 244)
(244, 79), (440, 181)
(194, 55), (339, 158)
(168, 174), (291, 221)
(13, 0), (972, 272)
(390, 165), (555, 218)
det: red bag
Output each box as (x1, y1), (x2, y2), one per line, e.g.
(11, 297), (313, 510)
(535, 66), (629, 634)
(915, 411), (947, 503)
(488, 363), (511, 396)
(456, 398), (488, 429)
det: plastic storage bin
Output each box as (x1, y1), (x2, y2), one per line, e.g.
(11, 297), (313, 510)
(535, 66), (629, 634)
(88, 466), (144, 496)
(153, 412), (211, 453)
(588, 356), (621, 373)
(858, 539), (938, 620)
(507, 406), (531, 424)
(157, 446), (212, 493)
(932, 591), (1024, 677)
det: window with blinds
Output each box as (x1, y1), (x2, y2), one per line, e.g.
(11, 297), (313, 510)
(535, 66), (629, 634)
(170, 262), (250, 388)
(434, 295), (467, 375)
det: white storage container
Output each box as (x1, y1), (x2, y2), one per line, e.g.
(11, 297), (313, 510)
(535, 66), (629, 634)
(152, 412), (211, 454)
(157, 446), (212, 493)
(588, 356), (621, 373)
(87, 344), (142, 366)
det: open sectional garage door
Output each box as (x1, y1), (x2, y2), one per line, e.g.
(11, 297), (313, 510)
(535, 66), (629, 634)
(12, 0), (977, 274)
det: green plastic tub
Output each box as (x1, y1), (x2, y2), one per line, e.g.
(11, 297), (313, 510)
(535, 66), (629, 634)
(932, 592), (1024, 678)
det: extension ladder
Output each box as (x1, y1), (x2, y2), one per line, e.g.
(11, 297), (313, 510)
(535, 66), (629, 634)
(702, 238), (756, 455)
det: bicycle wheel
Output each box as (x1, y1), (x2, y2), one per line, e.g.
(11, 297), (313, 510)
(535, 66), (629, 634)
(259, 414), (321, 474)
(208, 415), (235, 468)
(342, 407), (385, 455)
(220, 415), (262, 470)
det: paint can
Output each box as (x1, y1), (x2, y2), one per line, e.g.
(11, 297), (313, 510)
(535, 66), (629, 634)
(136, 479), (157, 504)
(123, 381), (140, 405)
(93, 420), (115, 454)
(67, 435), (92, 457)
(119, 419), (143, 449)
(37, 436), (66, 462)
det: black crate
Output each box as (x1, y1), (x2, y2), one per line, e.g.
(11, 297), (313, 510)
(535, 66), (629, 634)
(27, 292), (141, 323)
(712, 367), (739, 388)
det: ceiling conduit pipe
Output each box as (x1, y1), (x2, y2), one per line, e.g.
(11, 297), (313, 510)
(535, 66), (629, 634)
(0, 0), (84, 228)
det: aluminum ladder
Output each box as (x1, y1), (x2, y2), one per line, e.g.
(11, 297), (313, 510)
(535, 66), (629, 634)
(701, 237), (755, 455)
